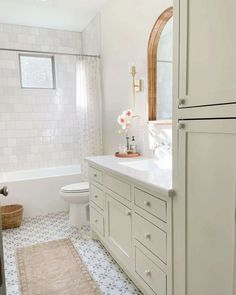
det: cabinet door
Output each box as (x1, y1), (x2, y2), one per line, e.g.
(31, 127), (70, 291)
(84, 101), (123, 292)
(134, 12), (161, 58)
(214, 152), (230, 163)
(0, 187), (8, 295)
(178, 0), (236, 108)
(174, 119), (236, 295)
(106, 195), (132, 267)
(0, 213), (5, 295)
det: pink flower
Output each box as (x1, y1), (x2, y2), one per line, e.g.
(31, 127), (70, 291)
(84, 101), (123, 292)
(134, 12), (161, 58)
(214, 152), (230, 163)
(122, 109), (133, 118)
(117, 116), (125, 125)
(117, 109), (134, 131)
(127, 111), (131, 116)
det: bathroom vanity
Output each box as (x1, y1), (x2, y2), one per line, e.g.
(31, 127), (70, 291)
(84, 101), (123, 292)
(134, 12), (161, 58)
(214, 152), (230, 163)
(86, 155), (173, 295)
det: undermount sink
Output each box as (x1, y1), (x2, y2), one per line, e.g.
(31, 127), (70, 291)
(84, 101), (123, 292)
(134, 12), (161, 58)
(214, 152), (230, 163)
(119, 159), (171, 172)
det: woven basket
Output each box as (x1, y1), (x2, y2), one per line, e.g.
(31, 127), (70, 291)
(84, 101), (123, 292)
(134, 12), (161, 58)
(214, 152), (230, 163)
(1, 204), (23, 229)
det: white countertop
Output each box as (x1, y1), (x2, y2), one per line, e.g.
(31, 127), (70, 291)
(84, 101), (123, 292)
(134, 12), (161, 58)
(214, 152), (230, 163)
(86, 155), (173, 197)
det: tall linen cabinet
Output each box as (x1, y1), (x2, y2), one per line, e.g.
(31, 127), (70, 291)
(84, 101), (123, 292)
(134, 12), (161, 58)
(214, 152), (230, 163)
(173, 1), (236, 295)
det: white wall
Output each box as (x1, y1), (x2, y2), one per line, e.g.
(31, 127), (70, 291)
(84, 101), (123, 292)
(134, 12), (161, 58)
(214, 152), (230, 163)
(82, 0), (173, 158)
(82, 15), (101, 56)
(100, 0), (173, 157)
(0, 1), (174, 173)
(0, 24), (83, 172)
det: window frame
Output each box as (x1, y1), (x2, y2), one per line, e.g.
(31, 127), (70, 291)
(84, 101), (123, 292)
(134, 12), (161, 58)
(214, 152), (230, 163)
(19, 53), (56, 89)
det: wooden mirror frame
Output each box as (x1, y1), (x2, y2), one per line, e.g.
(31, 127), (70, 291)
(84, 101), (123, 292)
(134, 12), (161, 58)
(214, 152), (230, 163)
(148, 6), (173, 121)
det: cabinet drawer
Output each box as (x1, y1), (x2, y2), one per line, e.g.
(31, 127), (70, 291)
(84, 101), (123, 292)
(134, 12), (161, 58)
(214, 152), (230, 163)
(90, 184), (104, 210)
(134, 188), (167, 222)
(90, 206), (104, 236)
(135, 247), (166, 295)
(134, 213), (167, 263)
(89, 167), (103, 184)
(104, 174), (131, 201)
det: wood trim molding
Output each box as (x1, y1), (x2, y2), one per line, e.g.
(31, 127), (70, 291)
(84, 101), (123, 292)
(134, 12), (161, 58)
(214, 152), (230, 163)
(148, 6), (173, 121)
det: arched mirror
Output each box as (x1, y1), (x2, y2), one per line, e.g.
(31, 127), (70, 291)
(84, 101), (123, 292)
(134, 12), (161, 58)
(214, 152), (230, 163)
(148, 7), (173, 122)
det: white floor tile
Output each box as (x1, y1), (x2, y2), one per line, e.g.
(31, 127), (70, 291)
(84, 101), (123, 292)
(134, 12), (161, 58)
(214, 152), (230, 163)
(3, 212), (142, 295)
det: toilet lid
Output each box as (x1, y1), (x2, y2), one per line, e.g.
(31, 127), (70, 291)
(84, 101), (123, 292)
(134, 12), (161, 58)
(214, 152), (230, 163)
(61, 182), (89, 193)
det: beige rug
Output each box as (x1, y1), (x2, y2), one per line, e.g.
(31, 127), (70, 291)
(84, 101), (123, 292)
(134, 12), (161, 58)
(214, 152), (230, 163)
(16, 239), (101, 295)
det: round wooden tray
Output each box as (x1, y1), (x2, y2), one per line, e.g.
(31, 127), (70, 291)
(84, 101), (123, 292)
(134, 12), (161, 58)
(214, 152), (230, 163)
(115, 152), (141, 158)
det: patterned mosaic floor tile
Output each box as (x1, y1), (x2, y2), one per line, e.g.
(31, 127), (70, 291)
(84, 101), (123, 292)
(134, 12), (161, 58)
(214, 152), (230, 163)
(3, 212), (142, 295)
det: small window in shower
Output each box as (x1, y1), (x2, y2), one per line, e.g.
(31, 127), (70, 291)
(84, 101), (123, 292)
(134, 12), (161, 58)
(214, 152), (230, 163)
(19, 54), (56, 89)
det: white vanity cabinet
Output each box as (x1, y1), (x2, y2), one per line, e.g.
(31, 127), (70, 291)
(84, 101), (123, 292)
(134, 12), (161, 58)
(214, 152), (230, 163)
(174, 1), (236, 294)
(174, 119), (236, 295)
(177, 0), (236, 109)
(87, 158), (172, 295)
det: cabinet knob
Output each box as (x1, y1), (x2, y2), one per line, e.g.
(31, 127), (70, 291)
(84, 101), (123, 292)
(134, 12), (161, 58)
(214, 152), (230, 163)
(145, 233), (151, 239)
(94, 219), (98, 223)
(145, 270), (151, 276)
(94, 195), (98, 198)
(94, 174), (97, 178)
(177, 98), (185, 106)
(144, 200), (151, 207)
(178, 122), (185, 130)
(126, 210), (132, 216)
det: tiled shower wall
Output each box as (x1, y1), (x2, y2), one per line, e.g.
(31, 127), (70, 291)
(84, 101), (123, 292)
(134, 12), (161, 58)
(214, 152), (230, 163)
(0, 23), (83, 172)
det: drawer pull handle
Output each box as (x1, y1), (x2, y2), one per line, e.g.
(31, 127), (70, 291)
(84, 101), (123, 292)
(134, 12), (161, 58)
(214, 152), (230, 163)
(94, 195), (98, 198)
(126, 210), (132, 216)
(94, 219), (98, 223)
(145, 270), (151, 276)
(145, 233), (151, 239)
(144, 201), (151, 207)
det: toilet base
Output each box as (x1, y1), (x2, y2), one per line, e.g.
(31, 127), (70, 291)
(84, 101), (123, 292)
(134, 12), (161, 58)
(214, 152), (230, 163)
(69, 203), (89, 227)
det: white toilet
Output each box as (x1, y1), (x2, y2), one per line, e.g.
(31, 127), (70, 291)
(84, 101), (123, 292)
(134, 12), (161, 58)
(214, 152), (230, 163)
(60, 182), (90, 227)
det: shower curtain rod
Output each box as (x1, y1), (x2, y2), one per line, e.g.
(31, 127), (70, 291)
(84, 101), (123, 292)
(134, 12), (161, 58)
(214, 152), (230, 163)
(0, 48), (100, 58)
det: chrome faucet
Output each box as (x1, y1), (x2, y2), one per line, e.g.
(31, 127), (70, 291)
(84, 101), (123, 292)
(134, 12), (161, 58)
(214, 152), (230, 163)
(152, 143), (160, 156)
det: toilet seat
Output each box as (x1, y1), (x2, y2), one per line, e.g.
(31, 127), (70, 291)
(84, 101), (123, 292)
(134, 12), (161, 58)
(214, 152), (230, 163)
(61, 182), (89, 194)
(60, 182), (90, 205)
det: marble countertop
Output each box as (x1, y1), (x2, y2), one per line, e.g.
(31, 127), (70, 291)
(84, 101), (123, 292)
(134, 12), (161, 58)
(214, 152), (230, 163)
(86, 155), (173, 197)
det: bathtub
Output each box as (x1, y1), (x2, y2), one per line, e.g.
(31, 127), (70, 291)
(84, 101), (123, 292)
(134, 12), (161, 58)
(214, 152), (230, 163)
(0, 165), (83, 217)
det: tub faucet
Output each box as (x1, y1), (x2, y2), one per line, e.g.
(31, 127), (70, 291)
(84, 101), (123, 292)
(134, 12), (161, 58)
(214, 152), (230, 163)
(0, 186), (8, 196)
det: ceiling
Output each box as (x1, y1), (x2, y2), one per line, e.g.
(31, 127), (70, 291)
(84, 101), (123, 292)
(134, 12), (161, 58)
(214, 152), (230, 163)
(0, 0), (108, 32)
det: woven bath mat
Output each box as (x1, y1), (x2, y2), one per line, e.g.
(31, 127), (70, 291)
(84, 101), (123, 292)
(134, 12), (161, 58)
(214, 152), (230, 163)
(16, 238), (101, 295)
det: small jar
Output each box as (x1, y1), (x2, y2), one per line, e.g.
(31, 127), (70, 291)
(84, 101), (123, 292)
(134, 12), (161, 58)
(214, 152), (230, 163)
(118, 144), (127, 155)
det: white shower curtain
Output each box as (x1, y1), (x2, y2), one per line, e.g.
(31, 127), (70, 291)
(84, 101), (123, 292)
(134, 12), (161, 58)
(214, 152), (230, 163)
(76, 56), (103, 177)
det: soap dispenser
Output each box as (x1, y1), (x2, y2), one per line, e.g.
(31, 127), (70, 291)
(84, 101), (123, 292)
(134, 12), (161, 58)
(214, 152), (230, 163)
(130, 136), (137, 153)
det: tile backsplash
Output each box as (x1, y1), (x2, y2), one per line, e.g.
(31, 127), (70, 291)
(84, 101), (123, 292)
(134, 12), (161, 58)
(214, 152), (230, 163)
(128, 118), (172, 161)
(0, 23), (83, 172)
(0, 23), (82, 54)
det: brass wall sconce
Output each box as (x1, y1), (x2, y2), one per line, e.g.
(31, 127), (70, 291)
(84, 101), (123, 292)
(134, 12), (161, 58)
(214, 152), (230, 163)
(130, 65), (142, 107)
